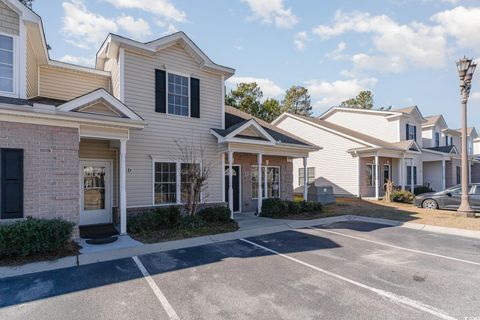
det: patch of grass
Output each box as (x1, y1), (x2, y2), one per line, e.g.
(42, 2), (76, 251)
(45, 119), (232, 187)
(130, 221), (239, 244)
(128, 206), (239, 244)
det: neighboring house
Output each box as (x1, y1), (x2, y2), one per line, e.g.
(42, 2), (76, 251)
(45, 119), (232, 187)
(0, 0), (316, 237)
(273, 108), (423, 199)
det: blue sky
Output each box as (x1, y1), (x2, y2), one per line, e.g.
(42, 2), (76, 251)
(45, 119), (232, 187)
(32, 0), (480, 128)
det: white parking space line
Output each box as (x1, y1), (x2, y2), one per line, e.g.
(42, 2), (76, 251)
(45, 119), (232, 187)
(132, 256), (180, 320)
(240, 238), (457, 320)
(307, 226), (480, 267)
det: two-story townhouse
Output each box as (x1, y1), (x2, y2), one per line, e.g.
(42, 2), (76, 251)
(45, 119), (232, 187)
(0, 0), (317, 238)
(273, 106), (424, 199)
(421, 115), (462, 191)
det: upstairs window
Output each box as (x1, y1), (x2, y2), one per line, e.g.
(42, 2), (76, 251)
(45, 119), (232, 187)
(406, 124), (416, 141)
(0, 34), (14, 93)
(435, 132), (440, 147)
(167, 73), (189, 117)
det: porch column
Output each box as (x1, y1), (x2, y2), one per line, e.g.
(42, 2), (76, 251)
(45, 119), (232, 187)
(303, 157), (308, 201)
(469, 160), (472, 184)
(374, 155), (379, 200)
(442, 159), (446, 190)
(257, 153), (263, 215)
(228, 150), (234, 219)
(119, 139), (127, 235)
(400, 157), (405, 191)
(410, 159), (414, 193)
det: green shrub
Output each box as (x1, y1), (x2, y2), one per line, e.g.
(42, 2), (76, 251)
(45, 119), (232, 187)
(128, 206), (181, 233)
(392, 190), (415, 204)
(262, 199), (323, 217)
(179, 214), (207, 229)
(261, 198), (289, 217)
(414, 183), (434, 195)
(300, 201), (323, 212)
(0, 217), (74, 259)
(198, 206), (232, 223)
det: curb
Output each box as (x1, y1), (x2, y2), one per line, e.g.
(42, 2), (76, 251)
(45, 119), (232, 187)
(2, 214), (480, 279)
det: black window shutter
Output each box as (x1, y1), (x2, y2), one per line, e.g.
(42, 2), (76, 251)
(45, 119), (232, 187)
(190, 77), (200, 118)
(413, 126), (417, 142)
(406, 124), (409, 140)
(155, 69), (166, 113)
(413, 166), (417, 185)
(1, 149), (23, 219)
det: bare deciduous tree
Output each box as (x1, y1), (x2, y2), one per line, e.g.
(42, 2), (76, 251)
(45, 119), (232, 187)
(173, 139), (212, 216)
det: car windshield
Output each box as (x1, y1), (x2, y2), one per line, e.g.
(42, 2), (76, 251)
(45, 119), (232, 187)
(442, 185), (475, 194)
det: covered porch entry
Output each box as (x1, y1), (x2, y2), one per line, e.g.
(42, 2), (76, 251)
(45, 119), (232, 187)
(56, 89), (145, 235)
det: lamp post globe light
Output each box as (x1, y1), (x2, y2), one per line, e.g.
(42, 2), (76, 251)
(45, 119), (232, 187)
(456, 57), (477, 217)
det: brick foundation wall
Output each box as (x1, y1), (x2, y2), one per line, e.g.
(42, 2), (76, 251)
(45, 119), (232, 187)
(0, 122), (80, 237)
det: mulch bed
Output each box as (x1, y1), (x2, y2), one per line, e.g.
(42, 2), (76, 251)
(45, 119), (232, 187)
(0, 241), (81, 267)
(130, 221), (239, 244)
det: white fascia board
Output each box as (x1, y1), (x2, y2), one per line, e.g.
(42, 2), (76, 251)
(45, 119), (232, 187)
(57, 89), (142, 121)
(225, 119), (277, 144)
(48, 60), (111, 77)
(270, 112), (289, 126)
(320, 107), (400, 120)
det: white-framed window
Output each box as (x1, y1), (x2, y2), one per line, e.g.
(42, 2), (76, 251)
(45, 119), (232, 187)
(251, 165), (280, 199)
(154, 161), (201, 205)
(0, 34), (14, 94)
(298, 167), (315, 186)
(435, 132), (440, 147)
(167, 72), (189, 117)
(366, 164), (376, 187)
(407, 165), (418, 185)
(154, 162), (177, 204)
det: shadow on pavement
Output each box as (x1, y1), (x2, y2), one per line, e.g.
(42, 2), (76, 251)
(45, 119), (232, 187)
(0, 229), (342, 309)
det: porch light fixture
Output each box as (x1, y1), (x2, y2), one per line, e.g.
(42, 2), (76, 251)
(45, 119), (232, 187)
(456, 56), (477, 217)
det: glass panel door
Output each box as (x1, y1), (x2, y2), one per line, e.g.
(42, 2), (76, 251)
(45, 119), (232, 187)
(79, 160), (112, 226)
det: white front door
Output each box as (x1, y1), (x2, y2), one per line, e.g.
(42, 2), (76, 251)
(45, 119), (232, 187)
(80, 160), (112, 226)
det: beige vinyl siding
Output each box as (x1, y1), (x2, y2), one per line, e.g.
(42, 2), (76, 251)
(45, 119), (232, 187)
(26, 33), (38, 98)
(104, 57), (120, 99)
(0, 1), (19, 36)
(39, 66), (111, 101)
(79, 101), (121, 117)
(399, 115), (423, 148)
(423, 161), (443, 191)
(325, 111), (400, 143)
(277, 116), (365, 196)
(79, 139), (118, 207)
(123, 45), (223, 207)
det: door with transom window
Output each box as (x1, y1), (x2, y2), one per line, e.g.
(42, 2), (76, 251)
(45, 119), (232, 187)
(79, 160), (112, 225)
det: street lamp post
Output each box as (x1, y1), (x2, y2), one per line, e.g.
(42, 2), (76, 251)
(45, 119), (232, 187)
(456, 57), (477, 217)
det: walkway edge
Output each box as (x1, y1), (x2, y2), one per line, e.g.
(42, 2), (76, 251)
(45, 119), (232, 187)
(2, 214), (480, 279)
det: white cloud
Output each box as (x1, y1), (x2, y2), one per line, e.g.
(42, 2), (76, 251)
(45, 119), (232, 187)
(293, 31), (310, 51)
(312, 10), (447, 72)
(351, 53), (408, 73)
(432, 6), (480, 53)
(58, 54), (94, 67)
(226, 76), (284, 99)
(116, 15), (151, 40)
(62, 0), (118, 49)
(325, 41), (348, 60)
(305, 77), (378, 109)
(241, 0), (298, 29)
(104, 0), (186, 22)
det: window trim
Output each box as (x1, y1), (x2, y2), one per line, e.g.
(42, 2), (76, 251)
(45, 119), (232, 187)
(366, 163), (376, 187)
(299, 167), (315, 186)
(165, 70), (191, 118)
(251, 165), (281, 200)
(0, 31), (18, 97)
(435, 132), (440, 147)
(152, 159), (202, 206)
(407, 165), (418, 185)
(407, 123), (416, 141)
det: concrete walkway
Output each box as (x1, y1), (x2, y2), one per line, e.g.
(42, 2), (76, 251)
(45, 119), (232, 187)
(2, 214), (480, 279)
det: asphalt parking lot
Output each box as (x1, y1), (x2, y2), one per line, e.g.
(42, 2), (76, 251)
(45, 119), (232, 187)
(1, 220), (480, 320)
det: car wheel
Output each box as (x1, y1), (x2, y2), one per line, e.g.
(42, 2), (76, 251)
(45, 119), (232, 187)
(422, 199), (438, 210)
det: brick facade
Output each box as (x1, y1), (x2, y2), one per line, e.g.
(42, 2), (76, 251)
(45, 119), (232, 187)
(0, 121), (80, 237)
(0, 1), (19, 36)
(232, 153), (293, 213)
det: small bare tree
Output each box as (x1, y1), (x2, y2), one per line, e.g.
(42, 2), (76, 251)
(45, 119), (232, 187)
(173, 139), (212, 216)
(384, 179), (394, 203)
